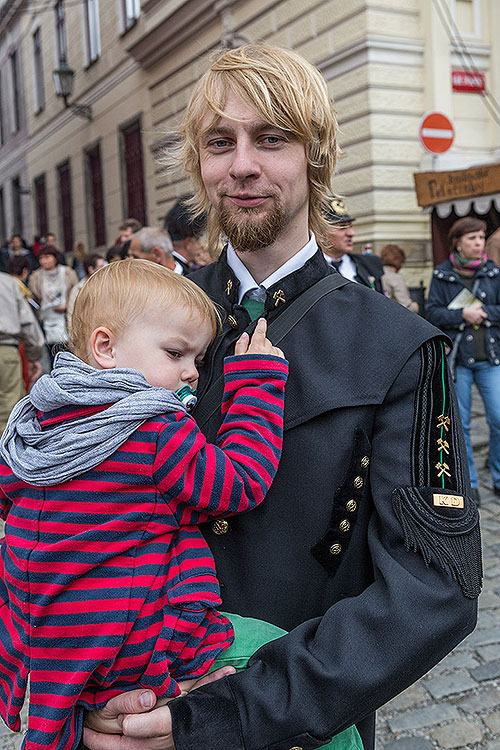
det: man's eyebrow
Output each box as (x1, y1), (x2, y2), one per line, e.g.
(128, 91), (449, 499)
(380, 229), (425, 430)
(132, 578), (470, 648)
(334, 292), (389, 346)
(202, 121), (287, 139)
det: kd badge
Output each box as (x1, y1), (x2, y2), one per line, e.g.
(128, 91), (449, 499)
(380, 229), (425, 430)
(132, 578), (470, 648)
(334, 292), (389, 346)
(433, 493), (464, 509)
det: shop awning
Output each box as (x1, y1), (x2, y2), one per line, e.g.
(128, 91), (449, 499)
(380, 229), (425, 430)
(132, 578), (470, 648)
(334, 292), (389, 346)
(431, 192), (500, 217)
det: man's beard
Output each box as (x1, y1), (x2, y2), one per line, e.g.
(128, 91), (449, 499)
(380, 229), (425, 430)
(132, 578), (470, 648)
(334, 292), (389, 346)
(217, 198), (285, 253)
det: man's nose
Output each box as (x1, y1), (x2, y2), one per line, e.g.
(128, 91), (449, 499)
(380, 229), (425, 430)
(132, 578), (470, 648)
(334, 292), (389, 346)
(228, 142), (261, 180)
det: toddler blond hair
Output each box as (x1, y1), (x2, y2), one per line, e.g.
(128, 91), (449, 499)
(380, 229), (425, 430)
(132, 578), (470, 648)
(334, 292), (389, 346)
(70, 259), (220, 363)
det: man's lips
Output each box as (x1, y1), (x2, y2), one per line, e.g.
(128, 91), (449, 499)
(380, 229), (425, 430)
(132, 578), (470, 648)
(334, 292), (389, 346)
(225, 195), (269, 208)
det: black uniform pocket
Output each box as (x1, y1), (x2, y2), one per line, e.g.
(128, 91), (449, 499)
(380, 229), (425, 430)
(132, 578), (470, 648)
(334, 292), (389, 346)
(311, 429), (370, 576)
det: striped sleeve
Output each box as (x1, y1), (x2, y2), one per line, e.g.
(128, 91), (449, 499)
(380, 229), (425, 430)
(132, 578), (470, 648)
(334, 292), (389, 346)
(153, 354), (288, 526)
(0, 461), (14, 519)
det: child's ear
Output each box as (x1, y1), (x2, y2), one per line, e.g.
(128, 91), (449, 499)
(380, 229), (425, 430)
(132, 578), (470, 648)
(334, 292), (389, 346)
(90, 327), (116, 369)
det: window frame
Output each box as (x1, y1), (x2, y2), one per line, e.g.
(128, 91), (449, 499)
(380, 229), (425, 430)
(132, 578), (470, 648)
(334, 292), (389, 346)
(0, 187), (6, 242)
(56, 159), (74, 256)
(84, 141), (107, 249)
(32, 27), (45, 114)
(122, 0), (141, 32)
(10, 50), (22, 133)
(11, 176), (23, 235)
(54, 0), (68, 61)
(0, 71), (4, 147)
(119, 115), (147, 226)
(33, 173), (48, 239)
(84, 0), (101, 66)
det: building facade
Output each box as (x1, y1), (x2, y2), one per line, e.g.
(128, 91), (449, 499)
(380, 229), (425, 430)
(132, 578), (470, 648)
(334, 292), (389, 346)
(0, 0), (32, 243)
(1, 0), (498, 286)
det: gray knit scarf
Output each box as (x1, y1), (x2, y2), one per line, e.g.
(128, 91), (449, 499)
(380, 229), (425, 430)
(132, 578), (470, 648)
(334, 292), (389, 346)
(1, 351), (187, 486)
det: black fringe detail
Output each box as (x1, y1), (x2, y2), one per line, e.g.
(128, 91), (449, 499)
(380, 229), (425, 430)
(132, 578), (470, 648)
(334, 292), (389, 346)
(392, 486), (482, 599)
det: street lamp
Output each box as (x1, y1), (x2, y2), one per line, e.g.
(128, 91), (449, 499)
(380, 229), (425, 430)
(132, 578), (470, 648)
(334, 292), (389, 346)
(53, 57), (92, 121)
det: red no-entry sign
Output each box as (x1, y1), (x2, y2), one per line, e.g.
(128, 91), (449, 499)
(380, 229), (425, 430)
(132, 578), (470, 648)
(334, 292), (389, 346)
(419, 112), (455, 154)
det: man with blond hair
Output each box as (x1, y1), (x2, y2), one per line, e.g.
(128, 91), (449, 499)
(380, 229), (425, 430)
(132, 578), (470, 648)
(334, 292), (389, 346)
(85, 44), (479, 750)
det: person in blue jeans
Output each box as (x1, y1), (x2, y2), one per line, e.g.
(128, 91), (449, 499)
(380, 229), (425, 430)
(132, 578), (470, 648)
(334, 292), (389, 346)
(426, 216), (500, 503)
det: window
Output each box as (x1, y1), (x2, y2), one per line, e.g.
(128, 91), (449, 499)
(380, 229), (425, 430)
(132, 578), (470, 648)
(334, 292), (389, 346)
(0, 188), (6, 242)
(120, 119), (147, 226)
(84, 0), (101, 64)
(451, 0), (480, 36)
(123, 0), (140, 30)
(34, 174), (48, 238)
(11, 176), (23, 234)
(10, 51), (21, 132)
(85, 144), (106, 248)
(57, 160), (74, 255)
(0, 71), (4, 146)
(33, 28), (45, 113)
(55, 0), (68, 61)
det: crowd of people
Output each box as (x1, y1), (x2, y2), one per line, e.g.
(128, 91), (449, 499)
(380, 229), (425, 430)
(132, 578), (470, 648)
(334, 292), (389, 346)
(0, 40), (494, 750)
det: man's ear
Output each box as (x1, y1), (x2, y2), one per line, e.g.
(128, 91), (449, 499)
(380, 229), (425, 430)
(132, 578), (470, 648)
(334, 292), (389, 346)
(151, 246), (161, 263)
(90, 327), (117, 369)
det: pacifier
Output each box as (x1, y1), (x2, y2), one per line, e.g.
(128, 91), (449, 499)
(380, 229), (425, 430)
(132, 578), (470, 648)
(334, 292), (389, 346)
(176, 385), (198, 412)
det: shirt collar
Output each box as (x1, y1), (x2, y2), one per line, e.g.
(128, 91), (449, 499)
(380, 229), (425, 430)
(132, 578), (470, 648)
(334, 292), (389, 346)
(323, 252), (358, 282)
(227, 233), (318, 304)
(172, 259), (184, 275)
(172, 250), (188, 264)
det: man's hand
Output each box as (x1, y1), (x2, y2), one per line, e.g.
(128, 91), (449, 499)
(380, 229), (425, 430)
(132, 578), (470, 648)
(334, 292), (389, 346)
(462, 306), (487, 326)
(235, 318), (285, 359)
(83, 666), (235, 750)
(27, 360), (42, 384)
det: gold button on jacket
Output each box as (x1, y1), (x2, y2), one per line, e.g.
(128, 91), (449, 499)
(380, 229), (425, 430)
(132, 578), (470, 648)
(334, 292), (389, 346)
(212, 519), (229, 535)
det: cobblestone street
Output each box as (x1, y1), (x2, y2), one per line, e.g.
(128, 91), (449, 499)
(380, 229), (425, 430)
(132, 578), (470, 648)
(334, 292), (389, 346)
(376, 387), (500, 750)
(0, 390), (498, 749)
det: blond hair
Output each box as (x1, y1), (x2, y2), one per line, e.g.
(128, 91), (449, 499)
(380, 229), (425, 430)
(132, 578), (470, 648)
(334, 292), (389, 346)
(165, 44), (339, 251)
(70, 259), (221, 362)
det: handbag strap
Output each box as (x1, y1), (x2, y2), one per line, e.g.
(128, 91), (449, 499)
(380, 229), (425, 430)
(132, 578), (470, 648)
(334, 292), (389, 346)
(193, 273), (349, 428)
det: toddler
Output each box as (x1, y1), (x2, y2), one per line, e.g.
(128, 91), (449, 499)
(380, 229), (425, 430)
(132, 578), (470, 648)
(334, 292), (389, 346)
(0, 260), (287, 749)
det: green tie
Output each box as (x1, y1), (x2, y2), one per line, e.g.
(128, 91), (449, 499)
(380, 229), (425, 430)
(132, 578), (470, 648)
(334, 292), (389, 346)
(241, 291), (266, 321)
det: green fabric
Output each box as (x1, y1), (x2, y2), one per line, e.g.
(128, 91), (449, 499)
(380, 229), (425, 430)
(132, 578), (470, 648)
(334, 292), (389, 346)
(211, 612), (363, 750)
(241, 296), (265, 321)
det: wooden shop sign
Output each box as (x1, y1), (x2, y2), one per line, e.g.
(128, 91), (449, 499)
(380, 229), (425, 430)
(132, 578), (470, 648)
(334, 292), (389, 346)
(414, 163), (500, 207)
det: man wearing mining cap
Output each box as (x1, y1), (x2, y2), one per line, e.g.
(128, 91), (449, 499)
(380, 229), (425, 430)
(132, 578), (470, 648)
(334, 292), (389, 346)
(323, 196), (384, 292)
(85, 43), (479, 750)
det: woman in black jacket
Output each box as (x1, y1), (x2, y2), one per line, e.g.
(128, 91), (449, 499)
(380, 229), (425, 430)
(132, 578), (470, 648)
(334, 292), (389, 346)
(426, 217), (500, 502)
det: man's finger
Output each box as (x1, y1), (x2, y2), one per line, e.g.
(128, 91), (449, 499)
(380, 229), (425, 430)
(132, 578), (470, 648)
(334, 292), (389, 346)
(121, 706), (172, 739)
(83, 727), (169, 750)
(191, 665), (236, 689)
(96, 690), (156, 721)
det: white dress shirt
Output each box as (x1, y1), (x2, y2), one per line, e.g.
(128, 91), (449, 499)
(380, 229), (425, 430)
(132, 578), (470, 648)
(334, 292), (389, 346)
(323, 252), (358, 283)
(227, 234), (319, 304)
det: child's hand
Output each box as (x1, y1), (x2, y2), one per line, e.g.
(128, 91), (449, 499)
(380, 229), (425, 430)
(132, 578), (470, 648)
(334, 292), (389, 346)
(234, 318), (285, 359)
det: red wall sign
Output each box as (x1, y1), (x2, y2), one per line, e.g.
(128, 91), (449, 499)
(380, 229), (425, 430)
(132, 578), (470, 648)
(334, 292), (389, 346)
(452, 70), (485, 93)
(419, 112), (455, 155)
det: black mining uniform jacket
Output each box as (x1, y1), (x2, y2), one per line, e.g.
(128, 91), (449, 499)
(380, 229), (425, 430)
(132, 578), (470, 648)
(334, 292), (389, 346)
(347, 252), (385, 293)
(170, 248), (480, 750)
